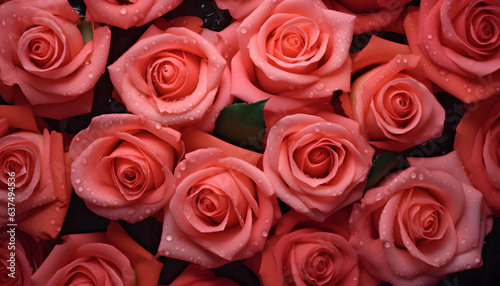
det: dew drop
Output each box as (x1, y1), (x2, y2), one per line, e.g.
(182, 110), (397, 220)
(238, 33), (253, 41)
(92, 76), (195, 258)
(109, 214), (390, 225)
(81, 158), (88, 165)
(409, 172), (416, 179)
(240, 27), (248, 34)
(119, 7), (128, 15)
(165, 234), (173, 241)
(261, 230), (268, 237)
(155, 122), (162, 129)
(316, 82), (325, 90)
(75, 178), (81, 184)
(88, 73), (94, 79)
(474, 257), (481, 263)
(77, 186), (84, 192)
(427, 34), (433, 40)
(384, 242), (391, 248)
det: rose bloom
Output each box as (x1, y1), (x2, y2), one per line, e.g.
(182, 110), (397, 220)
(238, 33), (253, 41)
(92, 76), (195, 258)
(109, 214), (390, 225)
(0, 129), (71, 241)
(108, 18), (233, 132)
(83, 0), (183, 30)
(340, 36), (445, 152)
(0, 0), (111, 119)
(158, 145), (279, 268)
(259, 210), (378, 286)
(404, 0), (500, 104)
(69, 113), (184, 223)
(214, 0), (264, 20)
(263, 112), (374, 222)
(455, 94), (500, 215)
(231, 0), (355, 113)
(323, 0), (411, 34)
(0, 230), (42, 286)
(349, 151), (493, 285)
(31, 232), (136, 286)
(167, 264), (239, 286)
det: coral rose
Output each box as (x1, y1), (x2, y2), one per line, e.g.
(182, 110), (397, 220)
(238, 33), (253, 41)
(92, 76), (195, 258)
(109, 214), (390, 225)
(341, 36), (445, 152)
(31, 232), (136, 286)
(404, 0), (500, 103)
(0, 0), (111, 119)
(231, 0), (355, 113)
(455, 93), (500, 215)
(84, 0), (183, 30)
(69, 113), (184, 223)
(349, 151), (493, 285)
(0, 129), (71, 241)
(263, 112), (374, 221)
(108, 18), (233, 132)
(158, 145), (278, 268)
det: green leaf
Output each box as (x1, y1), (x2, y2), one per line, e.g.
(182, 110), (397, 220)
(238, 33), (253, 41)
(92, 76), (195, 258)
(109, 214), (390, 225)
(79, 20), (93, 44)
(211, 99), (268, 153)
(364, 151), (409, 192)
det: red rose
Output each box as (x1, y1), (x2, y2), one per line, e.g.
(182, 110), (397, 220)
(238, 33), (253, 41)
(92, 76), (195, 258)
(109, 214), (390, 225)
(341, 36), (445, 152)
(455, 94), (500, 215)
(83, 0), (183, 30)
(0, 0), (111, 119)
(404, 0), (500, 103)
(263, 112), (374, 221)
(349, 151), (493, 285)
(69, 113), (184, 223)
(231, 0), (355, 113)
(0, 129), (71, 241)
(108, 18), (233, 132)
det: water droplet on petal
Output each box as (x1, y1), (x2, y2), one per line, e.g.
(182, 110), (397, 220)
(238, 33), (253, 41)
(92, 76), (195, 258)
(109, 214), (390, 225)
(240, 27), (248, 34)
(75, 178), (81, 184)
(120, 7), (128, 15)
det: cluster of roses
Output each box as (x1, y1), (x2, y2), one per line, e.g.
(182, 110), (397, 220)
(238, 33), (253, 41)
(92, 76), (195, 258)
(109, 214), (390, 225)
(0, 0), (499, 285)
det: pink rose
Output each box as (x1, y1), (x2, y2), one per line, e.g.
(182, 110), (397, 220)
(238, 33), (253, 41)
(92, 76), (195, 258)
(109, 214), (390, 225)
(323, 0), (410, 34)
(69, 113), (184, 223)
(0, 129), (71, 241)
(168, 264), (240, 286)
(404, 1), (500, 104)
(83, 0), (183, 30)
(214, 0), (263, 20)
(349, 151), (493, 285)
(108, 18), (233, 132)
(259, 210), (377, 286)
(340, 36), (445, 152)
(455, 94), (500, 215)
(231, 0), (355, 113)
(263, 112), (374, 221)
(31, 232), (136, 286)
(0, 0), (111, 119)
(0, 230), (41, 286)
(158, 128), (279, 268)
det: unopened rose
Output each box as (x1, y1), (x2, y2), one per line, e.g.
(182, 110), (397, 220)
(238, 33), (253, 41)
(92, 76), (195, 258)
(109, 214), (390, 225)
(31, 232), (136, 286)
(404, 1), (500, 103)
(158, 142), (279, 268)
(341, 36), (445, 152)
(109, 18), (233, 132)
(231, 0), (355, 113)
(0, 129), (71, 241)
(69, 113), (184, 223)
(455, 94), (500, 215)
(323, 0), (411, 34)
(0, 0), (111, 119)
(84, 0), (183, 30)
(349, 151), (493, 285)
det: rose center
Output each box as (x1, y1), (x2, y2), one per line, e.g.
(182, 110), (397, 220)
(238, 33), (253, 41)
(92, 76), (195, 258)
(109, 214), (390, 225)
(281, 33), (305, 58)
